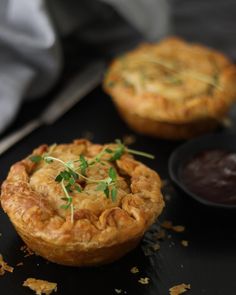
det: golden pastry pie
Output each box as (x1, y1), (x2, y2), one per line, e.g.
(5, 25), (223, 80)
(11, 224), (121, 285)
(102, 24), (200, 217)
(103, 37), (236, 139)
(1, 139), (164, 266)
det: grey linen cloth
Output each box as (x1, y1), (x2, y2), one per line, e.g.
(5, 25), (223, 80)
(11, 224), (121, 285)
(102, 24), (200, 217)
(0, 0), (61, 133)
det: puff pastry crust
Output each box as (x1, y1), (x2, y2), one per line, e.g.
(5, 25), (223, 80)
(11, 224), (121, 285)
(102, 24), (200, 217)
(0, 139), (164, 266)
(104, 37), (236, 139)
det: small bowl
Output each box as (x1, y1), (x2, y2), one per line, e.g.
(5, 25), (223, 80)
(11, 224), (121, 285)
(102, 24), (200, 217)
(168, 132), (236, 209)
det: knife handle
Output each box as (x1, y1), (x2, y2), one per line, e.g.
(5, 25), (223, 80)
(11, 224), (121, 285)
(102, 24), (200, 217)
(0, 119), (41, 156)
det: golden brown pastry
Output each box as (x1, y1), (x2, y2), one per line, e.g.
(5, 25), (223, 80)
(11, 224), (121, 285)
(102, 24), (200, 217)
(23, 278), (57, 295)
(103, 37), (236, 139)
(0, 139), (164, 266)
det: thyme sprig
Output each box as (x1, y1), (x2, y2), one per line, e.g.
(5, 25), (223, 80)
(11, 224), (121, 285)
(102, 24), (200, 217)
(30, 140), (154, 223)
(61, 179), (74, 223)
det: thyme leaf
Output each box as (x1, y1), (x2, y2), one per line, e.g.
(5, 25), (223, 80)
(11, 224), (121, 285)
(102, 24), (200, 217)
(108, 167), (117, 182)
(79, 155), (88, 176)
(96, 182), (108, 192)
(111, 187), (118, 202)
(29, 155), (42, 163)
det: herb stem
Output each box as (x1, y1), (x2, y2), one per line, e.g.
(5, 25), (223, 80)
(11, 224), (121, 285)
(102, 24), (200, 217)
(45, 156), (68, 167)
(45, 155), (106, 184)
(61, 179), (70, 199)
(88, 147), (108, 165)
(74, 169), (104, 184)
(61, 179), (74, 224)
(126, 148), (155, 159)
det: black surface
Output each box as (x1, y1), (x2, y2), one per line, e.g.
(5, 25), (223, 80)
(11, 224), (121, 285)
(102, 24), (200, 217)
(169, 133), (236, 209)
(0, 87), (236, 295)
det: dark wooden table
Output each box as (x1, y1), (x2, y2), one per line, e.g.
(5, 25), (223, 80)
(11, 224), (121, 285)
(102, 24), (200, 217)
(0, 86), (236, 295)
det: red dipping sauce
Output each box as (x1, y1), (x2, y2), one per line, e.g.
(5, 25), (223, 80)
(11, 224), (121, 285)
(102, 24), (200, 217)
(180, 149), (236, 205)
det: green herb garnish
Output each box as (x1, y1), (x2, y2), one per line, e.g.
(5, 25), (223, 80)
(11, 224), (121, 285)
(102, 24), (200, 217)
(29, 140), (154, 223)
(60, 179), (74, 223)
(79, 155), (88, 176)
(29, 155), (42, 163)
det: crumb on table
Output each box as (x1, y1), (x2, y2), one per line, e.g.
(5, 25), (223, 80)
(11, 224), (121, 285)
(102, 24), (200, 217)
(138, 277), (150, 285)
(20, 245), (34, 257)
(169, 283), (191, 295)
(0, 254), (14, 275)
(181, 240), (189, 247)
(156, 229), (166, 240)
(122, 134), (136, 145)
(130, 266), (139, 274)
(162, 220), (185, 233)
(23, 278), (57, 295)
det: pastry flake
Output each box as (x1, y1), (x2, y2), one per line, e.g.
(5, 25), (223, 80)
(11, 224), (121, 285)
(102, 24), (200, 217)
(0, 254), (14, 275)
(169, 283), (191, 295)
(138, 277), (150, 285)
(23, 278), (57, 295)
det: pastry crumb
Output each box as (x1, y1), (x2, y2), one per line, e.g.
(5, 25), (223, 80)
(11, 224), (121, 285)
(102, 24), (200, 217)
(23, 278), (57, 295)
(16, 262), (24, 267)
(142, 245), (153, 256)
(181, 240), (189, 247)
(156, 229), (166, 240)
(123, 134), (136, 145)
(161, 220), (173, 229)
(169, 283), (191, 295)
(152, 243), (160, 251)
(138, 277), (150, 285)
(161, 179), (169, 187)
(130, 266), (139, 274)
(221, 117), (232, 128)
(0, 254), (14, 275)
(164, 194), (172, 201)
(162, 221), (185, 233)
(20, 245), (34, 257)
(172, 225), (185, 233)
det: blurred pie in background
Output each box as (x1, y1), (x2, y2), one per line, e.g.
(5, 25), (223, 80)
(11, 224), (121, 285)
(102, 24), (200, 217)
(104, 37), (236, 139)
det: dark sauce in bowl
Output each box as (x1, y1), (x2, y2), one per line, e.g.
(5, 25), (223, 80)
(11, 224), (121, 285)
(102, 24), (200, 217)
(180, 149), (236, 205)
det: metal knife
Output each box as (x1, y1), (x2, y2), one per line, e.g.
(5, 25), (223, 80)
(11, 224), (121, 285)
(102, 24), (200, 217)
(0, 60), (106, 156)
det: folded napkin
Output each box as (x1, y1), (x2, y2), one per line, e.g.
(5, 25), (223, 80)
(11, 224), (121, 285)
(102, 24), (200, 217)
(0, 0), (61, 133)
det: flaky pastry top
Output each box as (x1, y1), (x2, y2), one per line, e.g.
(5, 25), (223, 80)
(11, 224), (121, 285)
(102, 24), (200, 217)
(104, 37), (236, 123)
(1, 140), (164, 249)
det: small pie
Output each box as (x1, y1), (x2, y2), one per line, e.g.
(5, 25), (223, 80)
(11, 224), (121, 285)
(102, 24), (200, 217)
(103, 37), (236, 139)
(1, 139), (164, 266)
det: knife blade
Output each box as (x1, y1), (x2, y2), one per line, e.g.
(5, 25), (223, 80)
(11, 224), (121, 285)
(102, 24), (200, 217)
(0, 60), (106, 156)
